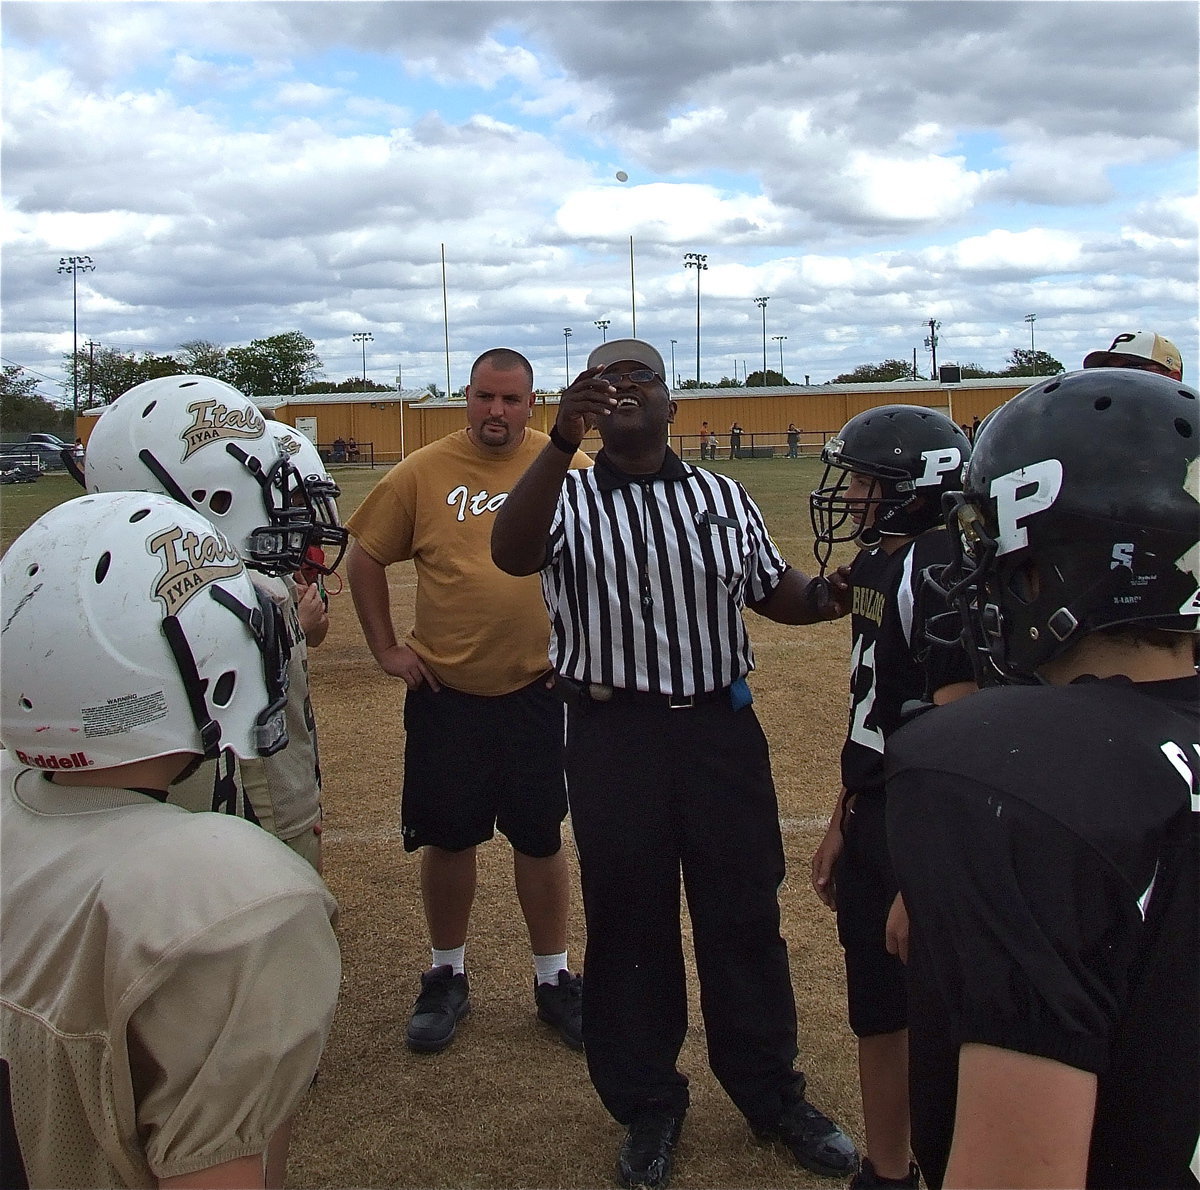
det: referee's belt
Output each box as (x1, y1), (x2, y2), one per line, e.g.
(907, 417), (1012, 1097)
(559, 678), (729, 710)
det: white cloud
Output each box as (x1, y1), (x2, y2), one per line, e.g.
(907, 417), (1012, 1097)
(1, 1), (1195, 395)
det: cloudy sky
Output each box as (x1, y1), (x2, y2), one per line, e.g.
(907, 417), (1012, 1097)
(3, 0), (1196, 401)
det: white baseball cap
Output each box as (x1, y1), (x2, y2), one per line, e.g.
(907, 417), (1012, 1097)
(587, 338), (667, 381)
(1083, 331), (1182, 380)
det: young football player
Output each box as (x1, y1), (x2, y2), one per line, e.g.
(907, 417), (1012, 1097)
(0, 491), (340, 1188)
(886, 367), (1198, 1188)
(809, 405), (973, 1188)
(85, 376), (347, 869)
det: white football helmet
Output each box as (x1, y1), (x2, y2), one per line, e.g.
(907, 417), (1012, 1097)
(0, 491), (290, 770)
(85, 375), (318, 575)
(263, 420), (348, 573)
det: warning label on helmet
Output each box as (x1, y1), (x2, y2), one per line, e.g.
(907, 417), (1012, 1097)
(82, 690), (169, 738)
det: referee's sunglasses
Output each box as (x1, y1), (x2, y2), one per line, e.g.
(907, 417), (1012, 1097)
(600, 367), (661, 385)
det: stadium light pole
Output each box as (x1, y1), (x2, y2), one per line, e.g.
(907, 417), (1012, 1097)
(58, 255), (96, 415)
(683, 252), (707, 384)
(754, 296), (769, 383)
(1024, 313), (1037, 354)
(352, 332), (373, 387)
(594, 319), (610, 342)
(773, 334), (787, 381)
(669, 339), (678, 389)
(563, 327), (573, 386)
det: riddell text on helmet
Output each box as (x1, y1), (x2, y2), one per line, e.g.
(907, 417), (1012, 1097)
(15, 750), (95, 770)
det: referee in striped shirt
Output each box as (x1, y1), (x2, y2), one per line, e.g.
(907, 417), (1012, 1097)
(493, 338), (859, 1190)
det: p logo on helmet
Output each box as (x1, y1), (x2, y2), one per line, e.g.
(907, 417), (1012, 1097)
(991, 460), (1063, 556)
(915, 447), (963, 489)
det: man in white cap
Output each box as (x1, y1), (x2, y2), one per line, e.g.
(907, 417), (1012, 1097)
(1082, 330), (1182, 380)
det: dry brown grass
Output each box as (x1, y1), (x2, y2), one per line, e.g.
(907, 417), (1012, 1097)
(0, 460), (863, 1189)
(288, 459), (864, 1190)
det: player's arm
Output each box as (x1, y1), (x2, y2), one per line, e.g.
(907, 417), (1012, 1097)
(944, 1044), (1096, 1189)
(492, 366), (616, 576)
(810, 785), (853, 910)
(345, 540), (439, 690)
(158, 1150), (266, 1188)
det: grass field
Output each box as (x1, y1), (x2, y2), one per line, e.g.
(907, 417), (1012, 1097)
(1, 455), (865, 1189)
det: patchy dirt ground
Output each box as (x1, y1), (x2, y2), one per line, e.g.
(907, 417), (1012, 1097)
(289, 460), (864, 1189)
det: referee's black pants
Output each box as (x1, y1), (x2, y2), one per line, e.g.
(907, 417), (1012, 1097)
(566, 696), (802, 1129)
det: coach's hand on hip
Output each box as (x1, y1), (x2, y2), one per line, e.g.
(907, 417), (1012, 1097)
(377, 642), (442, 692)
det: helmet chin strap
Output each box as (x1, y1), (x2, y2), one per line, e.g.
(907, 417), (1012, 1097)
(139, 449), (200, 511)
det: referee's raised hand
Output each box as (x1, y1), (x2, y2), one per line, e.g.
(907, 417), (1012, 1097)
(556, 366), (618, 446)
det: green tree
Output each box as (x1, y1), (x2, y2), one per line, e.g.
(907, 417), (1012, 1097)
(68, 348), (181, 407)
(958, 362), (999, 379)
(301, 377), (390, 394)
(830, 359), (915, 384)
(227, 332), (322, 395)
(1, 366), (73, 436)
(177, 339), (232, 381)
(1002, 348), (1064, 378)
(715, 375), (744, 388)
(745, 369), (787, 387)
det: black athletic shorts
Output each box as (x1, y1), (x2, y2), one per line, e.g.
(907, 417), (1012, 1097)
(400, 676), (567, 856)
(835, 792), (907, 1037)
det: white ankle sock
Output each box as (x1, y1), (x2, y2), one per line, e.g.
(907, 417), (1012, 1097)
(431, 945), (465, 975)
(534, 951), (568, 985)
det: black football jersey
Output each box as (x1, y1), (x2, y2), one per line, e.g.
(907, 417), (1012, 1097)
(840, 529), (969, 796)
(886, 674), (1199, 1189)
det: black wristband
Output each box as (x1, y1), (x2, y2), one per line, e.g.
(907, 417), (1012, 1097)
(549, 425), (579, 455)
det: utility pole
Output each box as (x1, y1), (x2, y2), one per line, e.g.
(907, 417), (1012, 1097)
(924, 318), (941, 381)
(85, 340), (99, 408)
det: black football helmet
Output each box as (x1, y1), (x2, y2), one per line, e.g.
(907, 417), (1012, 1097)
(928, 368), (1199, 683)
(810, 405), (971, 573)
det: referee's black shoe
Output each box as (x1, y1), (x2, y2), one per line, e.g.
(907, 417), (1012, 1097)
(405, 964), (470, 1053)
(752, 1081), (859, 1178)
(534, 970), (584, 1050)
(617, 1109), (684, 1189)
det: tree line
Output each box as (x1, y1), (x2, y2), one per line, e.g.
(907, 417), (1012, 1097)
(2, 336), (1067, 438)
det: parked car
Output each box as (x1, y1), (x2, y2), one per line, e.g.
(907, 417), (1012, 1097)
(0, 442), (67, 470)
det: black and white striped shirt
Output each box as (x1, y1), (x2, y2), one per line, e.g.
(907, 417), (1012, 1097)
(542, 449), (789, 696)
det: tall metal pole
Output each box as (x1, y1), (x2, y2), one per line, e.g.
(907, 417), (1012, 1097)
(924, 318), (940, 381)
(441, 243), (451, 397)
(773, 334), (786, 380)
(754, 296), (769, 382)
(58, 255), (95, 415)
(85, 340), (99, 408)
(352, 331), (373, 385)
(669, 339), (677, 389)
(629, 237), (637, 337)
(595, 319), (610, 342)
(683, 253), (707, 384)
(1024, 313), (1037, 353)
(563, 328), (573, 386)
